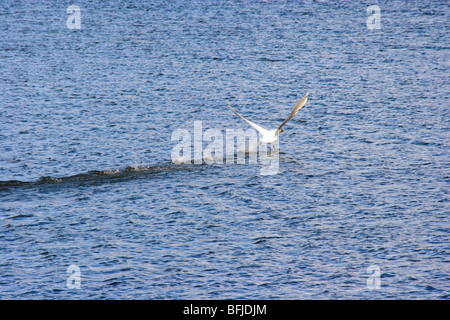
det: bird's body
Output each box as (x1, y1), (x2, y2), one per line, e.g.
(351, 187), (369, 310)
(259, 129), (279, 144)
(228, 92), (309, 145)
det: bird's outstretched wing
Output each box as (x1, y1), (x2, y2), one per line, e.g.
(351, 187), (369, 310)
(227, 101), (270, 136)
(277, 92), (309, 131)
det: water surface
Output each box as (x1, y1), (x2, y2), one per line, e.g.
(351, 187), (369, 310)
(0, 0), (449, 299)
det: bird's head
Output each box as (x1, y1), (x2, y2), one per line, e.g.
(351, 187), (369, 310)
(278, 128), (283, 134)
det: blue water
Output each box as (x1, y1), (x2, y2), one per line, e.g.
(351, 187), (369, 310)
(1, 0), (449, 299)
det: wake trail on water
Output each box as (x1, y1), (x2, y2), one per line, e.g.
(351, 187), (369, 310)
(0, 163), (194, 191)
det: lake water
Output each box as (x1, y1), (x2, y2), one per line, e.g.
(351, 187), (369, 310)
(0, 0), (449, 299)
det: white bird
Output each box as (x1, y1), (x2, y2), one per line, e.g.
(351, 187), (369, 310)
(228, 92), (309, 145)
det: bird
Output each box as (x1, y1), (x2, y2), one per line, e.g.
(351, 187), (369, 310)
(228, 92), (309, 146)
